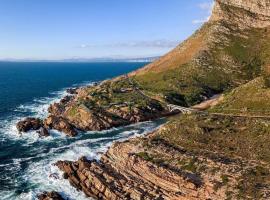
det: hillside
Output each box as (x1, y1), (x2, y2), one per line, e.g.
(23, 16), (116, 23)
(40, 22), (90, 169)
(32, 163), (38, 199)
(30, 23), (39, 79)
(34, 0), (270, 137)
(132, 0), (270, 106)
(211, 76), (270, 115)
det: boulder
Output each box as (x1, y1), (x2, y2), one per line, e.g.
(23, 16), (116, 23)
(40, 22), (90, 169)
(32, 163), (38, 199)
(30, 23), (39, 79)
(44, 115), (77, 137)
(66, 88), (78, 95)
(37, 127), (50, 137)
(48, 103), (63, 115)
(60, 96), (73, 104)
(16, 117), (43, 133)
(37, 191), (64, 200)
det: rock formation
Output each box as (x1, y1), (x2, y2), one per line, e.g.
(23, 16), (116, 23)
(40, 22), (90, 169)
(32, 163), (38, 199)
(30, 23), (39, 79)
(37, 127), (50, 137)
(211, 0), (270, 28)
(44, 115), (78, 137)
(16, 117), (43, 133)
(56, 113), (270, 199)
(17, 78), (174, 137)
(37, 191), (64, 200)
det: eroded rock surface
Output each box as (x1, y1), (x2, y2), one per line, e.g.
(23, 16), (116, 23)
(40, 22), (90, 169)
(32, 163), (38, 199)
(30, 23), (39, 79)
(44, 115), (78, 137)
(43, 78), (172, 136)
(37, 127), (50, 137)
(16, 78), (172, 137)
(56, 139), (226, 200)
(16, 117), (43, 133)
(56, 114), (270, 200)
(38, 191), (64, 200)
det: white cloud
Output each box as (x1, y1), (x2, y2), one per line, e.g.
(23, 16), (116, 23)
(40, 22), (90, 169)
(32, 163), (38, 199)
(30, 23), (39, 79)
(80, 44), (97, 48)
(192, 16), (211, 24)
(192, 1), (214, 24)
(113, 40), (180, 48)
(78, 39), (180, 49)
(198, 2), (214, 13)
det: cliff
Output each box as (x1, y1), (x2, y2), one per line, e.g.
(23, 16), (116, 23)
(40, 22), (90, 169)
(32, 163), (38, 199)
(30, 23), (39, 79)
(211, 0), (270, 28)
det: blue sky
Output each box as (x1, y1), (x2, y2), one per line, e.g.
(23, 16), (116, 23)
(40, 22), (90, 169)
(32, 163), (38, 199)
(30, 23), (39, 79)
(0, 0), (213, 60)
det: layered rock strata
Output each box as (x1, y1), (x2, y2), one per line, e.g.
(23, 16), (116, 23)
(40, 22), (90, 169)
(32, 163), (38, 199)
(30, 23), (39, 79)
(55, 114), (270, 199)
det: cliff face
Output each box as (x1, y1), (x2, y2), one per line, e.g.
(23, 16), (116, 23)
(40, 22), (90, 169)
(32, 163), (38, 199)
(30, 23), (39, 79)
(211, 0), (270, 28)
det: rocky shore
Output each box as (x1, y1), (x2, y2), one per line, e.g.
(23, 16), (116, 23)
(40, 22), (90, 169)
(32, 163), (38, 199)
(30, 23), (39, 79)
(55, 114), (270, 199)
(17, 78), (175, 137)
(37, 191), (64, 200)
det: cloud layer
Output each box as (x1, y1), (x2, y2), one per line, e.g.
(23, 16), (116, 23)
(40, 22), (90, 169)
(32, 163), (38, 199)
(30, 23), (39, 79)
(79, 39), (180, 49)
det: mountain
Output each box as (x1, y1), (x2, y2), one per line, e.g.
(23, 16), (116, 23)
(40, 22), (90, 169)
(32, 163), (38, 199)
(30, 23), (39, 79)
(132, 0), (270, 106)
(32, 1), (270, 199)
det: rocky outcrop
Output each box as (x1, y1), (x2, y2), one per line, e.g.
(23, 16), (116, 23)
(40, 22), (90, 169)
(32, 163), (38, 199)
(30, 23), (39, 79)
(56, 114), (270, 199)
(211, 0), (270, 28)
(56, 140), (221, 200)
(16, 117), (43, 133)
(37, 191), (64, 200)
(16, 78), (172, 137)
(44, 115), (78, 137)
(37, 127), (50, 137)
(66, 87), (78, 95)
(42, 77), (173, 135)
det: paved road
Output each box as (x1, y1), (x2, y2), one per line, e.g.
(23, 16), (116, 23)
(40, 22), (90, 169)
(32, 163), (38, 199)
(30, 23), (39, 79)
(125, 75), (270, 118)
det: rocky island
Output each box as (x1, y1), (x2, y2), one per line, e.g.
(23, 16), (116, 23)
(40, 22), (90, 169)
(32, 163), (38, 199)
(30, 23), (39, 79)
(18, 0), (270, 199)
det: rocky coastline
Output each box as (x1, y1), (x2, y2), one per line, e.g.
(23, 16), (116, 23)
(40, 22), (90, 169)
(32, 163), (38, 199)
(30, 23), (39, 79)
(55, 114), (270, 200)
(17, 78), (176, 138)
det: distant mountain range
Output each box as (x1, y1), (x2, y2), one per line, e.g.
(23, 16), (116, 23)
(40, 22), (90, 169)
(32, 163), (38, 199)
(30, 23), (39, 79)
(0, 56), (160, 63)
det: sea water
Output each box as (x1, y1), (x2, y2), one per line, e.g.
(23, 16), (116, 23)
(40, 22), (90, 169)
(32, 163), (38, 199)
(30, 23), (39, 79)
(0, 62), (165, 200)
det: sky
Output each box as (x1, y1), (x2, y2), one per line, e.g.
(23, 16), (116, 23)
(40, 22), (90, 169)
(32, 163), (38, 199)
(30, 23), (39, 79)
(0, 0), (213, 60)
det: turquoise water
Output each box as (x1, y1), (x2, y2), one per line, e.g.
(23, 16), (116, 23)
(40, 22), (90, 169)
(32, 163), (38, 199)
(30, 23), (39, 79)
(0, 62), (165, 200)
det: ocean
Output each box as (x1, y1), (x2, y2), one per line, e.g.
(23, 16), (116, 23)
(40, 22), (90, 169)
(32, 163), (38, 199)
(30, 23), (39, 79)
(0, 62), (165, 200)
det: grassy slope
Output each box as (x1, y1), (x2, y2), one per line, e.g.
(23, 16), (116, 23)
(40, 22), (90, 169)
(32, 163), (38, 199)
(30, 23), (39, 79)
(211, 77), (270, 115)
(148, 114), (270, 199)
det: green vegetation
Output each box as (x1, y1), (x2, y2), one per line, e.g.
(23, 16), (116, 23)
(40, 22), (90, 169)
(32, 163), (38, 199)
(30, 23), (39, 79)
(66, 78), (165, 120)
(136, 152), (165, 165)
(155, 114), (270, 163)
(134, 63), (230, 106)
(181, 157), (198, 173)
(237, 166), (270, 199)
(149, 114), (270, 197)
(211, 77), (270, 115)
(221, 174), (229, 185)
(68, 105), (78, 117)
(132, 21), (270, 106)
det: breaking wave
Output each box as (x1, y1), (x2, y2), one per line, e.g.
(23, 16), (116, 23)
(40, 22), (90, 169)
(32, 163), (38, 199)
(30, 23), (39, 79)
(0, 82), (165, 200)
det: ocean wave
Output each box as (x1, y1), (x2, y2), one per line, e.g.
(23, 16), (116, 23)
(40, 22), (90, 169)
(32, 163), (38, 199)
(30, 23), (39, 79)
(0, 80), (165, 200)
(0, 81), (93, 141)
(17, 121), (162, 200)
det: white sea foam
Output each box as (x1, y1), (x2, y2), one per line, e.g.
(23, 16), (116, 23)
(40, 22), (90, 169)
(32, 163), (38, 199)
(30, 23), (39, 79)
(19, 121), (162, 200)
(0, 80), (165, 200)
(0, 85), (79, 142)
